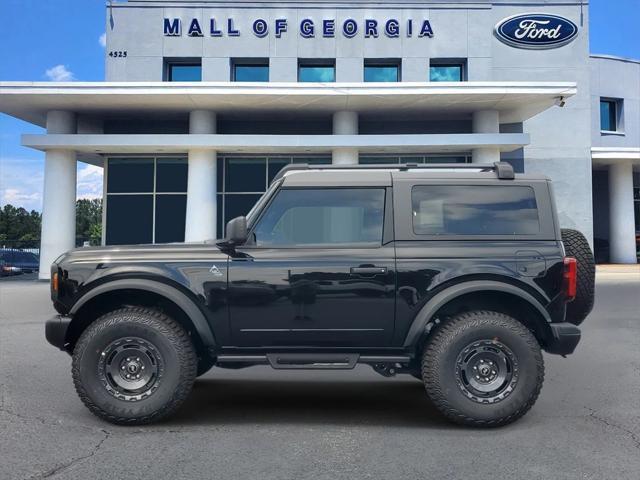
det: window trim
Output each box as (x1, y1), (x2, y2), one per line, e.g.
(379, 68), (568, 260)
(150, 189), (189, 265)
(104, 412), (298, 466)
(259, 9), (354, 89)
(164, 58), (202, 82)
(429, 58), (467, 82)
(364, 58), (402, 82)
(231, 58), (270, 82)
(297, 58), (336, 82)
(600, 97), (624, 135)
(243, 186), (388, 249)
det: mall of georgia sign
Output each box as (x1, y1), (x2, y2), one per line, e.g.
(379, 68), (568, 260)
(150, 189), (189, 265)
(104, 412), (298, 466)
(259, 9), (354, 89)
(494, 13), (578, 49)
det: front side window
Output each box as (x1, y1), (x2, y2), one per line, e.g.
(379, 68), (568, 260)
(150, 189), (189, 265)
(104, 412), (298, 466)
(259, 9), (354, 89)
(166, 61), (202, 81)
(412, 185), (539, 235)
(298, 60), (335, 82)
(600, 99), (619, 132)
(253, 188), (385, 246)
(429, 61), (465, 82)
(364, 61), (400, 82)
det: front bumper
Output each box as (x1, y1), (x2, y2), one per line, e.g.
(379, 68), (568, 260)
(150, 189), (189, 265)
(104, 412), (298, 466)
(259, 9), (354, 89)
(45, 315), (72, 352)
(545, 322), (581, 355)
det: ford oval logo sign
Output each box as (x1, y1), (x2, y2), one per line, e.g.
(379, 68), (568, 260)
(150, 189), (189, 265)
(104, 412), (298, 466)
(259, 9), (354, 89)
(494, 13), (578, 49)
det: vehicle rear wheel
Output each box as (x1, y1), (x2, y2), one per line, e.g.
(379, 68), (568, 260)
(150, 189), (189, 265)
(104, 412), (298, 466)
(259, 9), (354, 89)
(422, 310), (544, 427)
(72, 307), (197, 425)
(561, 228), (595, 325)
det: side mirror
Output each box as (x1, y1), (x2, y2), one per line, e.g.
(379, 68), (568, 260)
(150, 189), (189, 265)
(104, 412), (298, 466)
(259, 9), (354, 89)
(218, 216), (248, 248)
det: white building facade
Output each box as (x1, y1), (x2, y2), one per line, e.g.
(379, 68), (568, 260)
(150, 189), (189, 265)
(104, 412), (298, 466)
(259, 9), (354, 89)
(0, 0), (637, 279)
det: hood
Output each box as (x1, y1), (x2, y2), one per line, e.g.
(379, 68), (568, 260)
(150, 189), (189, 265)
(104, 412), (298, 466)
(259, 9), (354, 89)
(57, 242), (229, 266)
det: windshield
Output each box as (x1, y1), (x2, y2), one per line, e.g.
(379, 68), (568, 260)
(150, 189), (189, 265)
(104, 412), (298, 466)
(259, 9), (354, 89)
(246, 180), (281, 227)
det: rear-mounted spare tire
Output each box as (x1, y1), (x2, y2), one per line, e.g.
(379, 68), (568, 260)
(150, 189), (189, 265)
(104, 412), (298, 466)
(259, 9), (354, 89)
(561, 229), (595, 325)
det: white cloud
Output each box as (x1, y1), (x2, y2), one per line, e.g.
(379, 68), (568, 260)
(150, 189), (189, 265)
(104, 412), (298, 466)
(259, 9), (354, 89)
(99, 33), (107, 48)
(45, 64), (75, 82)
(2, 188), (40, 205)
(0, 157), (44, 211)
(77, 163), (104, 200)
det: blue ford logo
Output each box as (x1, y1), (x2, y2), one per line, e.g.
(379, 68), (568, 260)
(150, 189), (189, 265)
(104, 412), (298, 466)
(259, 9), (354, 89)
(494, 13), (578, 49)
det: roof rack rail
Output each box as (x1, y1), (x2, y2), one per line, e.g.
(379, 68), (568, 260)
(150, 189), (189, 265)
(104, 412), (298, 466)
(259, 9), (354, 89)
(272, 161), (515, 182)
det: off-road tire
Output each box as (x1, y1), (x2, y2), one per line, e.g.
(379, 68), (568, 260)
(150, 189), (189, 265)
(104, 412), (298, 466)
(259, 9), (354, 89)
(72, 307), (197, 425)
(422, 310), (544, 427)
(561, 228), (595, 325)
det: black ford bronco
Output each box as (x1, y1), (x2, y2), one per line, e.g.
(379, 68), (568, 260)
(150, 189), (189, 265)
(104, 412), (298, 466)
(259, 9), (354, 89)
(46, 162), (595, 427)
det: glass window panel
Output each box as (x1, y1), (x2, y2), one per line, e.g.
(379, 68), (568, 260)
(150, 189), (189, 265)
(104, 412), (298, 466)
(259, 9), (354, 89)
(253, 189), (385, 247)
(106, 195), (153, 245)
(225, 158), (267, 192)
(107, 158), (154, 193)
(234, 65), (269, 82)
(298, 65), (335, 82)
(364, 65), (399, 82)
(224, 194), (262, 225)
(168, 64), (202, 82)
(359, 157), (400, 164)
(430, 65), (462, 82)
(217, 158), (224, 192)
(156, 158), (188, 192)
(600, 100), (617, 131)
(155, 195), (187, 243)
(411, 186), (539, 235)
(425, 156), (467, 164)
(268, 158), (290, 184)
(292, 157), (331, 164)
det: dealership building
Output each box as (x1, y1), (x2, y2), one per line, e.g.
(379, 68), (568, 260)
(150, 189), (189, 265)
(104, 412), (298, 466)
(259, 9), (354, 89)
(0, 0), (638, 279)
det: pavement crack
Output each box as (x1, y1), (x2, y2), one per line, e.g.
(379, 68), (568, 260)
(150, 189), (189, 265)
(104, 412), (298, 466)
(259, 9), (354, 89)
(586, 407), (640, 450)
(25, 429), (110, 480)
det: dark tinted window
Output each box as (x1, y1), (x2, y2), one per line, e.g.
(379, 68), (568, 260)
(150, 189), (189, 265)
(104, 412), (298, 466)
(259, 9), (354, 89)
(600, 99), (617, 131)
(106, 195), (153, 244)
(298, 62), (335, 82)
(107, 158), (154, 193)
(224, 194), (262, 226)
(155, 195), (187, 243)
(225, 158), (266, 192)
(412, 185), (539, 235)
(253, 189), (385, 246)
(156, 158), (188, 192)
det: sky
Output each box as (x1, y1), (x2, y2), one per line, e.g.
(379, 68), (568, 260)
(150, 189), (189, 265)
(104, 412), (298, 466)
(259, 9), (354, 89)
(0, 0), (639, 212)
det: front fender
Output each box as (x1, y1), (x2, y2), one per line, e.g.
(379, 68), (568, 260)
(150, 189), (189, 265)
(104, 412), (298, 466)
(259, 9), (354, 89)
(402, 280), (552, 348)
(69, 278), (216, 346)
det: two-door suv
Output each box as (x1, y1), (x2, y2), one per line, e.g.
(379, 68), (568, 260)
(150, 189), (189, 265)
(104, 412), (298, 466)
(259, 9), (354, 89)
(46, 162), (595, 427)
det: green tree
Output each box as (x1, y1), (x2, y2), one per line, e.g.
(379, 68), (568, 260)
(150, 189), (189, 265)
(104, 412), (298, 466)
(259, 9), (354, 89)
(76, 199), (103, 246)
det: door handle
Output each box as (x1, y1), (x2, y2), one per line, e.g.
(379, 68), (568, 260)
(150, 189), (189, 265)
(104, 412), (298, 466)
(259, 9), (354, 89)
(350, 266), (387, 276)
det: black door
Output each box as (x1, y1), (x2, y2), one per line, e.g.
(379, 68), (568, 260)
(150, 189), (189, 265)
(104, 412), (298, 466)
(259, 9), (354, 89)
(228, 187), (396, 347)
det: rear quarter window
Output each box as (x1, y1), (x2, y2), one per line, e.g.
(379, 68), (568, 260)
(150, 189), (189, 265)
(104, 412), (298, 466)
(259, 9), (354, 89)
(411, 185), (539, 235)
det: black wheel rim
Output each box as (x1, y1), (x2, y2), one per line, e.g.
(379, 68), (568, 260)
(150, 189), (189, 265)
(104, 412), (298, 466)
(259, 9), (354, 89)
(97, 337), (164, 402)
(455, 340), (518, 404)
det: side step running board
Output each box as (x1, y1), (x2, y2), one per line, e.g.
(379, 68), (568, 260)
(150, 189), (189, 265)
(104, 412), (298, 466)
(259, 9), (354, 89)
(216, 353), (411, 370)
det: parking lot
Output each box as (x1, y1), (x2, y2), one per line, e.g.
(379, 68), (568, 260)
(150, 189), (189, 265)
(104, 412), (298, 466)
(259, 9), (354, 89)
(1, 270), (639, 480)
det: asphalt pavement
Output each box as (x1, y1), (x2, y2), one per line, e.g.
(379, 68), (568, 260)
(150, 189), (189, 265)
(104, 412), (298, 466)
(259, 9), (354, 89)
(1, 271), (639, 480)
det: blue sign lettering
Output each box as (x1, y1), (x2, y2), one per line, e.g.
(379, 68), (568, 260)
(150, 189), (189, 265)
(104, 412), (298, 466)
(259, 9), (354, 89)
(323, 19), (335, 38)
(418, 20), (434, 38)
(253, 19), (268, 37)
(343, 19), (358, 38)
(162, 17), (435, 40)
(164, 18), (181, 36)
(275, 18), (287, 38)
(494, 13), (578, 49)
(364, 19), (378, 38)
(300, 19), (314, 38)
(385, 19), (399, 38)
(187, 18), (203, 37)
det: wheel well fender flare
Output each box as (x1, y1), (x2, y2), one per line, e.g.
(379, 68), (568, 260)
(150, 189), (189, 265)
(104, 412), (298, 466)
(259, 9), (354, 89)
(402, 280), (552, 348)
(69, 278), (216, 346)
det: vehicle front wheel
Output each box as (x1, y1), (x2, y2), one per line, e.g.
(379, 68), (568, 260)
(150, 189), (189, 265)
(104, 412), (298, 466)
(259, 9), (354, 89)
(72, 307), (197, 425)
(422, 310), (544, 427)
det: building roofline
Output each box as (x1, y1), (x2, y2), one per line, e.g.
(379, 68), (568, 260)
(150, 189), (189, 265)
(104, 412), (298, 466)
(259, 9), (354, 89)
(590, 54), (640, 65)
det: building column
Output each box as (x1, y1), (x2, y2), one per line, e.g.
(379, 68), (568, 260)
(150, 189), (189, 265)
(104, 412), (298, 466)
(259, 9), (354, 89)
(332, 111), (358, 165)
(608, 161), (637, 264)
(472, 110), (500, 164)
(185, 110), (217, 242)
(39, 111), (77, 279)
